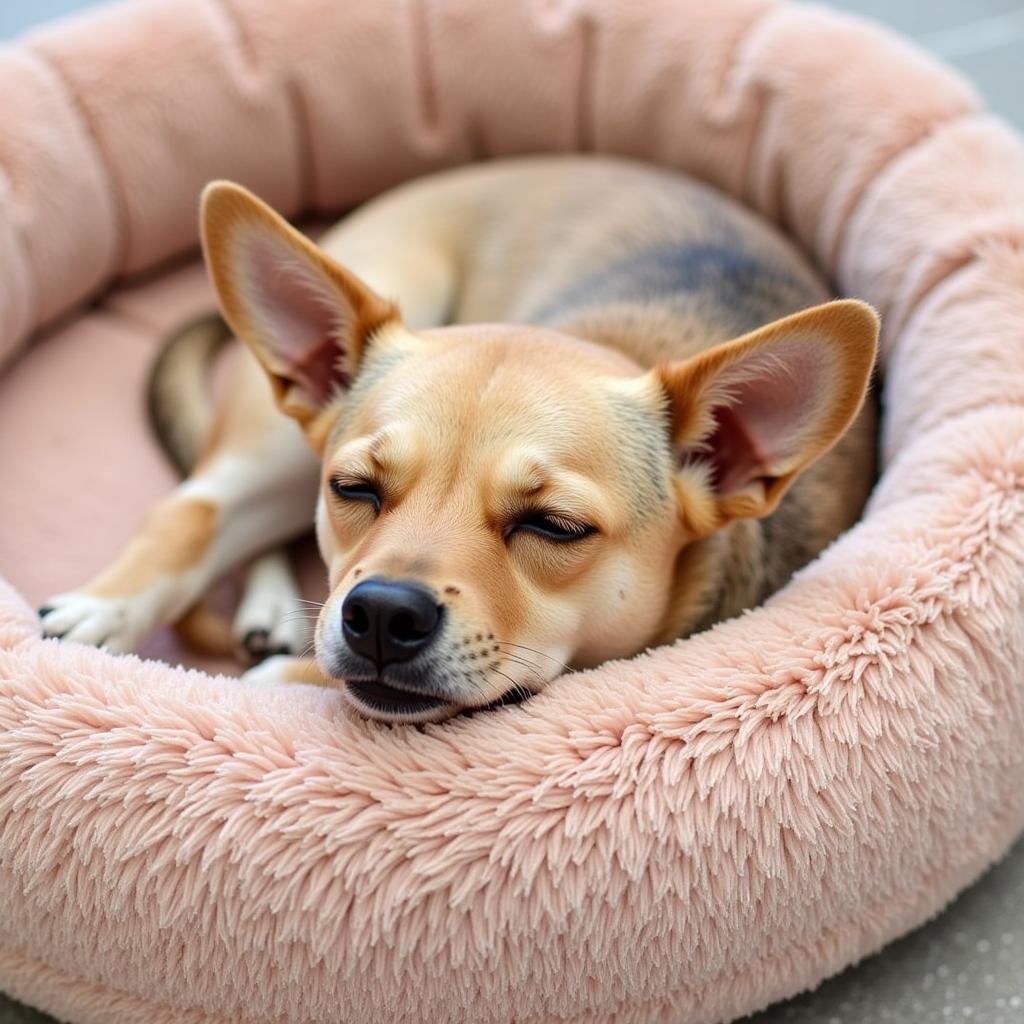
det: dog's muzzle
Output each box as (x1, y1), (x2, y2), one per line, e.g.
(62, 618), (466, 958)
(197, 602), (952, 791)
(338, 578), (449, 715)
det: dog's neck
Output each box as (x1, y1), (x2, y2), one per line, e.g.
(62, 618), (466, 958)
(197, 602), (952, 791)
(646, 521), (766, 644)
(546, 301), (738, 372)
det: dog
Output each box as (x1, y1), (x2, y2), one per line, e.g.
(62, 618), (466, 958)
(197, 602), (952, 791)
(39, 156), (878, 723)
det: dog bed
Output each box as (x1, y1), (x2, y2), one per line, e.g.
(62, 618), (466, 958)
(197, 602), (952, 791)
(2, 0), (1024, 1022)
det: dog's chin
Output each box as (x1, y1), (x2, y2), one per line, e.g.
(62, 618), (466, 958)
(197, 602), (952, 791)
(339, 676), (535, 723)
(322, 651), (464, 722)
(340, 675), (462, 723)
(321, 647), (535, 724)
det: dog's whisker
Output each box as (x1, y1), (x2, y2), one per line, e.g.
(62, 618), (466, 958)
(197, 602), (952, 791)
(494, 655), (545, 691)
(493, 641), (570, 675)
(497, 652), (547, 684)
(501, 656), (541, 677)
(489, 667), (535, 705)
(279, 611), (319, 625)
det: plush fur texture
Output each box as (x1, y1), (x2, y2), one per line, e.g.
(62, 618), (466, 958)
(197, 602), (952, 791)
(1, 0), (1024, 1022)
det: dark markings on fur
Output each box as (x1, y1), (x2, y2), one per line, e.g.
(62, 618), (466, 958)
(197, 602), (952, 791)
(531, 243), (814, 337)
(758, 488), (817, 595)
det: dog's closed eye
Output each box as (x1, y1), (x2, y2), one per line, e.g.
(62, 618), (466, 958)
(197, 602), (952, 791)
(506, 512), (597, 543)
(329, 478), (382, 513)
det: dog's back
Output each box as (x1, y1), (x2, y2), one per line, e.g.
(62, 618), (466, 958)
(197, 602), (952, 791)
(452, 158), (827, 350)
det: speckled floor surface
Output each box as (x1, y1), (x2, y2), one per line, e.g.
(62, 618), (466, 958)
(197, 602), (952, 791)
(1, 1), (1023, 1022)
(751, 836), (1024, 1024)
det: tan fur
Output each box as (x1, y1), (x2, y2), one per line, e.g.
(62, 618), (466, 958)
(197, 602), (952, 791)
(88, 498), (219, 597)
(42, 157), (878, 721)
(174, 602), (236, 657)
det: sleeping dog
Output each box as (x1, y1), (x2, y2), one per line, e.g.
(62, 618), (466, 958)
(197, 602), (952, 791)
(39, 156), (878, 722)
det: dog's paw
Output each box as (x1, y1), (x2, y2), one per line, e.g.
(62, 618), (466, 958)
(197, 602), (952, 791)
(239, 654), (306, 688)
(38, 591), (156, 653)
(233, 553), (311, 663)
(234, 598), (311, 663)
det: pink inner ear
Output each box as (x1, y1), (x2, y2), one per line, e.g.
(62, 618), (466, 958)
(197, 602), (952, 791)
(706, 338), (826, 494)
(706, 405), (761, 494)
(242, 235), (351, 405)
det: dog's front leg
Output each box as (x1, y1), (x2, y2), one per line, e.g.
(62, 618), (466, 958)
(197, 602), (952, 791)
(39, 415), (318, 654)
(240, 654), (333, 689)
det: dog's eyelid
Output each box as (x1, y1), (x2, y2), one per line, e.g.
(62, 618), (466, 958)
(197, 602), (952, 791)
(329, 476), (383, 512)
(330, 468), (374, 485)
(505, 509), (599, 543)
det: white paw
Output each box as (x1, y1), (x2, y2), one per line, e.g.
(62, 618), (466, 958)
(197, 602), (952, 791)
(239, 654), (303, 688)
(38, 591), (159, 654)
(233, 551), (311, 663)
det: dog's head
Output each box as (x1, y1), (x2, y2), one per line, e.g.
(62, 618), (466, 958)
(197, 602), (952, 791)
(202, 182), (877, 723)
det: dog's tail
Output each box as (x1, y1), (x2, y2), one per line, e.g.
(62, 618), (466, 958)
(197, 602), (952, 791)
(146, 313), (232, 476)
(147, 314), (237, 659)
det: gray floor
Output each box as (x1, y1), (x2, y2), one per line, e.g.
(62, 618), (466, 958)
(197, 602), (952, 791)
(1, 1), (1022, 1023)
(750, 836), (1024, 1023)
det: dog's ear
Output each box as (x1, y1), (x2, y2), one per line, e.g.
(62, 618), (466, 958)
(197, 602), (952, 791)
(200, 181), (400, 439)
(655, 300), (878, 536)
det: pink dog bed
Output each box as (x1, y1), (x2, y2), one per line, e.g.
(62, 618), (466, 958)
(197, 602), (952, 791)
(2, 1), (1024, 1022)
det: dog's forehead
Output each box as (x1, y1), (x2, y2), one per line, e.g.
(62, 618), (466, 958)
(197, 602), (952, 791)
(328, 328), (673, 504)
(345, 335), (618, 440)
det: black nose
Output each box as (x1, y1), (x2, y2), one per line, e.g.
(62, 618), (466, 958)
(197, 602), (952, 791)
(341, 579), (442, 666)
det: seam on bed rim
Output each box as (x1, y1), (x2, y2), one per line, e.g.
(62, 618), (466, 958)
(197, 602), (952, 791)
(408, 0), (443, 146)
(0, 161), (36, 369)
(207, 0), (314, 216)
(23, 44), (128, 286)
(831, 109), (987, 319)
(710, 0), (984, 283)
(707, 0), (780, 206)
(572, 12), (596, 153)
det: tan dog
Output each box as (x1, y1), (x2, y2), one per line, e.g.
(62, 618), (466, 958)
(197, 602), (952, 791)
(39, 156), (878, 722)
